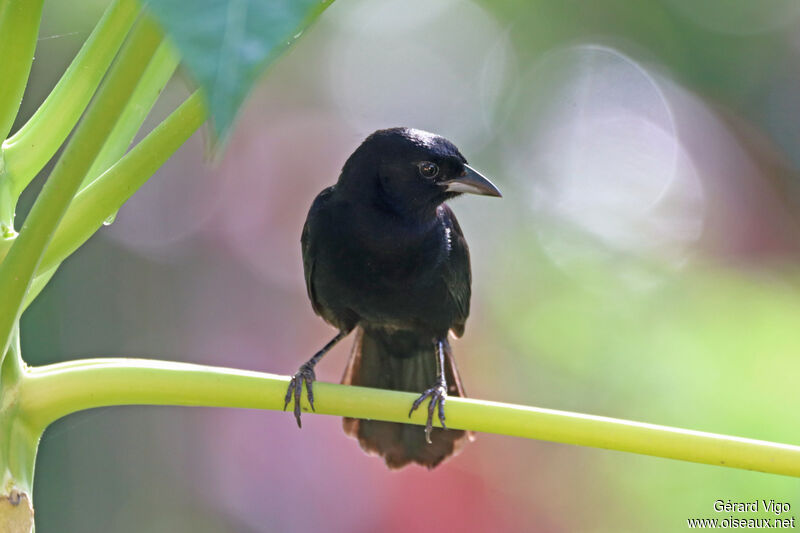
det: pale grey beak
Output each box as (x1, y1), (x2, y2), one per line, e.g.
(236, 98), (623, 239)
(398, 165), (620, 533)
(443, 165), (502, 197)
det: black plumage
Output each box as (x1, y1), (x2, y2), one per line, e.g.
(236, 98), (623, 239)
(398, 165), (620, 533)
(285, 127), (500, 468)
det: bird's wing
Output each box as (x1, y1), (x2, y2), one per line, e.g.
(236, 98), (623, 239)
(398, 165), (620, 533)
(440, 204), (471, 337)
(301, 186), (335, 318)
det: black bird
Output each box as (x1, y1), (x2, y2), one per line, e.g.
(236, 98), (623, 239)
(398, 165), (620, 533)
(285, 127), (501, 469)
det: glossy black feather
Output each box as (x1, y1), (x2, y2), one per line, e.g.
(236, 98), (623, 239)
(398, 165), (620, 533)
(301, 129), (473, 339)
(298, 127), (492, 468)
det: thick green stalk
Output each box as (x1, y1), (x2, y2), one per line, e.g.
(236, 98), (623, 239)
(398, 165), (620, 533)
(81, 40), (180, 191)
(0, 235), (11, 263)
(1, 13), (165, 316)
(1, 91), (204, 312)
(0, 2), (157, 364)
(1, 0), (139, 198)
(0, 0), (44, 141)
(0, 17), (181, 355)
(15, 21), (178, 313)
(17, 359), (800, 477)
(20, 265), (57, 311)
(0, 329), (37, 530)
(0, 179), (14, 238)
(36, 91), (206, 276)
(0, 0), (44, 242)
(68, 12), (165, 186)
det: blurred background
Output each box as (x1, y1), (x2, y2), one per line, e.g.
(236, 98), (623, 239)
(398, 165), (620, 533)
(14, 0), (800, 531)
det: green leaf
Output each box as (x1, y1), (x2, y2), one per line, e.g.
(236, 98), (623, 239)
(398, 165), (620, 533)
(144, 0), (333, 141)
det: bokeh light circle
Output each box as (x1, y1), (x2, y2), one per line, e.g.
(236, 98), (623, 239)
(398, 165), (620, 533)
(324, 0), (514, 151)
(505, 44), (705, 287)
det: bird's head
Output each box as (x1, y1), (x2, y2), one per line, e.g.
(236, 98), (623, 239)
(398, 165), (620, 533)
(339, 127), (501, 216)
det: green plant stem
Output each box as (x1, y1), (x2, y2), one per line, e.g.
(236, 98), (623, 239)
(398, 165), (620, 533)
(0, 179), (15, 238)
(1, 91), (204, 313)
(14, 21), (181, 316)
(0, 0), (44, 243)
(0, 0), (44, 142)
(17, 358), (800, 477)
(0, 331), (37, 531)
(1, 329), (38, 496)
(20, 265), (57, 311)
(3, 14), (165, 317)
(81, 40), (180, 191)
(0, 235), (11, 263)
(68, 12), (165, 190)
(1, 0), (139, 198)
(0, 3), (163, 365)
(36, 91), (206, 277)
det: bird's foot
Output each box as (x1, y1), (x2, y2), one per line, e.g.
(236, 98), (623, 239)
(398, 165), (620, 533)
(284, 362), (316, 428)
(409, 382), (447, 444)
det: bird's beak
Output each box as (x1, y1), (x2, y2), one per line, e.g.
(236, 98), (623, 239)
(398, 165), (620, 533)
(443, 165), (502, 197)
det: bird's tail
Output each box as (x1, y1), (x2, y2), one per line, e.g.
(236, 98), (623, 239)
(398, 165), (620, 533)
(341, 326), (473, 469)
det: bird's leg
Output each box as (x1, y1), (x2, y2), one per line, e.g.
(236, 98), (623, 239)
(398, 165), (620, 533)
(409, 338), (448, 444)
(284, 330), (348, 428)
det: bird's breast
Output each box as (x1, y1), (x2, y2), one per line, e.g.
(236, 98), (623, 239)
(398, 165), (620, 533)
(312, 204), (454, 330)
(347, 212), (447, 284)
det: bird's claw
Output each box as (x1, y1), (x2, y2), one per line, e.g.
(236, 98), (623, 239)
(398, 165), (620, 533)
(284, 363), (316, 428)
(409, 383), (448, 444)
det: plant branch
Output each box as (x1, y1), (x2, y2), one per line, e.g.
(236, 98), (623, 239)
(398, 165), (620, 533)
(18, 358), (800, 478)
(0, 2), (166, 363)
(0, 328), (38, 489)
(81, 39), (180, 191)
(1, 0), (139, 198)
(0, 0), (44, 240)
(0, 0), (44, 142)
(67, 12), (166, 190)
(35, 91), (206, 278)
(0, 179), (14, 238)
(10, 18), (181, 315)
(0, 329), (37, 531)
(2, 14), (166, 316)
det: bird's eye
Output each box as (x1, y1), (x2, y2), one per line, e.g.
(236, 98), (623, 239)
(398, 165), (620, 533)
(418, 161), (439, 179)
